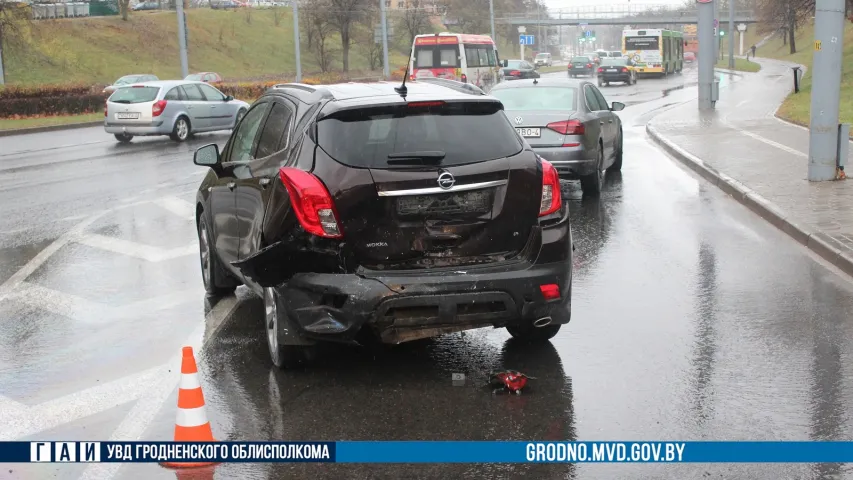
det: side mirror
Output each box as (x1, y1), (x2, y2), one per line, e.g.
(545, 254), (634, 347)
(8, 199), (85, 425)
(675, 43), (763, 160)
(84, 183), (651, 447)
(224, 95), (233, 102)
(611, 102), (625, 112)
(500, 60), (507, 67)
(194, 144), (221, 167)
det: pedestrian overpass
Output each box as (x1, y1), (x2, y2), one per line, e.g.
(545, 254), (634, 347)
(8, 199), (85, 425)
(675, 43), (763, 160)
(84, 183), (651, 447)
(497, 5), (758, 27)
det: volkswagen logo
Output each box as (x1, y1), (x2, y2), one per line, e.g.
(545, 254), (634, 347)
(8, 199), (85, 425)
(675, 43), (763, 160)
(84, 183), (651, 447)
(437, 171), (455, 190)
(514, 116), (523, 125)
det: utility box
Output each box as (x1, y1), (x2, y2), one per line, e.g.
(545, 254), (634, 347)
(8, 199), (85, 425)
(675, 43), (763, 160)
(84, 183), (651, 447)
(711, 79), (720, 102)
(66, 3), (76, 16)
(839, 123), (850, 169)
(76, 2), (90, 16)
(55, 4), (66, 17)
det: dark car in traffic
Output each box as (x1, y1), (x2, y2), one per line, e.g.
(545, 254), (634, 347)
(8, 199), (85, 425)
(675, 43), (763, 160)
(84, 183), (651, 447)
(193, 81), (573, 369)
(490, 77), (625, 196)
(500, 59), (540, 80)
(597, 57), (637, 86)
(568, 56), (596, 77)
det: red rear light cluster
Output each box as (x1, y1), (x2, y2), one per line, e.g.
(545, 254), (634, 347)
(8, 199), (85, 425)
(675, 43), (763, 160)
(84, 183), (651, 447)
(622, 67), (629, 73)
(597, 67), (604, 73)
(278, 167), (343, 239)
(540, 283), (560, 300)
(152, 100), (167, 117)
(546, 120), (584, 135)
(586, 63), (592, 68)
(509, 70), (521, 77)
(104, 100), (108, 117)
(407, 101), (445, 108)
(539, 159), (562, 217)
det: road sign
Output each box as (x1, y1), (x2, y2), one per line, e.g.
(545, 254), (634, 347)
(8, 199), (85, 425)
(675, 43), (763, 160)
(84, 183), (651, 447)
(518, 26), (526, 33)
(519, 34), (535, 46)
(737, 23), (747, 32)
(815, 40), (822, 51)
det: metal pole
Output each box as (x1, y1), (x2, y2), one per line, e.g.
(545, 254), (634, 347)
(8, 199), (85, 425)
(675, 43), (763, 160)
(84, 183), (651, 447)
(728, 0), (735, 68)
(292, 0), (302, 82)
(698, 0), (715, 110)
(175, 0), (189, 78)
(0, 43), (5, 85)
(808, 0), (845, 181)
(380, 0), (390, 78)
(739, 28), (744, 56)
(489, 0), (496, 42)
(713, 0), (719, 60)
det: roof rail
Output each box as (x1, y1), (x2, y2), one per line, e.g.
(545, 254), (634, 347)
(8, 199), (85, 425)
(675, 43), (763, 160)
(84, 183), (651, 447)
(415, 77), (486, 96)
(272, 83), (317, 92)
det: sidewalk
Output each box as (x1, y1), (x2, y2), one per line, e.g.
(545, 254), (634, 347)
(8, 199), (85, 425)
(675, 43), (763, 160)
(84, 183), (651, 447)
(647, 57), (853, 277)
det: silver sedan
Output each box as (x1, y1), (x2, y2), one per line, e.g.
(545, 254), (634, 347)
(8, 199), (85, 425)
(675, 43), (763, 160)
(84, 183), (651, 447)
(104, 80), (250, 143)
(489, 77), (625, 196)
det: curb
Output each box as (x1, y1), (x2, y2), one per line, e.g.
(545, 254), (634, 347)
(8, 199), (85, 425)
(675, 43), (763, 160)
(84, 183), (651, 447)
(646, 122), (853, 279)
(0, 120), (103, 137)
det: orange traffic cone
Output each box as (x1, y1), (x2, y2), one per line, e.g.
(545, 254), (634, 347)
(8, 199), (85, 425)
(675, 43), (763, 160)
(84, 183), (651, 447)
(161, 346), (218, 469)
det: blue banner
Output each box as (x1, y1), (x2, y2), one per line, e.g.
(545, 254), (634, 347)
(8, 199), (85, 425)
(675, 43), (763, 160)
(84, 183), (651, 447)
(3, 441), (853, 464)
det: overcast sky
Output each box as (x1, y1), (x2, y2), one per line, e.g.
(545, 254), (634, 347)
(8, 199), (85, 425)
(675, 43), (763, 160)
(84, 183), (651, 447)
(543, 0), (684, 11)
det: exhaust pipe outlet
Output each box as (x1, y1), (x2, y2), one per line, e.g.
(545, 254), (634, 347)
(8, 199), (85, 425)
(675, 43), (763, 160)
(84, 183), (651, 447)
(533, 316), (553, 328)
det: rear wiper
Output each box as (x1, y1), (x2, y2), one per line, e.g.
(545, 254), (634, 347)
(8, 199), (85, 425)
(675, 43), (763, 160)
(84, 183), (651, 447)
(386, 151), (446, 165)
(112, 100), (132, 104)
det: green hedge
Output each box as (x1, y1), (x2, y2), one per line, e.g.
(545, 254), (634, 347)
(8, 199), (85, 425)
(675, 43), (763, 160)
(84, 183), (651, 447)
(0, 95), (105, 118)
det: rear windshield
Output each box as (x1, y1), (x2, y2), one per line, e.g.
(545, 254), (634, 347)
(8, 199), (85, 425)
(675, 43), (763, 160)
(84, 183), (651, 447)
(571, 57), (591, 63)
(491, 87), (577, 112)
(506, 60), (524, 68)
(414, 45), (460, 68)
(317, 102), (522, 168)
(109, 86), (160, 104)
(602, 58), (628, 66)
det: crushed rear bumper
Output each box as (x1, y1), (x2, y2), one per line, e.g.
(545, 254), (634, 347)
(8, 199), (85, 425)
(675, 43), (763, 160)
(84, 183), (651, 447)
(262, 208), (573, 346)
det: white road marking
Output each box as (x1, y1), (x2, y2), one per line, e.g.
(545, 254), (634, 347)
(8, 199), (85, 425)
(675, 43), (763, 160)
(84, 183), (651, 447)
(152, 196), (195, 219)
(78, 296), (239, 480)
(75, 234), (197, 262)
(738, 128), (808, 158)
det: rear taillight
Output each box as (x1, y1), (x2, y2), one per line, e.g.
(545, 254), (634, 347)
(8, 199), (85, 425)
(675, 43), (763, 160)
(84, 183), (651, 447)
(546, 120), (585, 135)
(152, 100), (167, 117)
(622, 68), (628, 72)
(587, 63), (592, 68)
(598, 67), (604, 73)
(509, 70), (521, 76)
(278, 167), (343, 239)
(539, 159), (562, 217)
(104, 100), (107, 117)
(407, 101), (445, 108)
(461, 73), (468, 83)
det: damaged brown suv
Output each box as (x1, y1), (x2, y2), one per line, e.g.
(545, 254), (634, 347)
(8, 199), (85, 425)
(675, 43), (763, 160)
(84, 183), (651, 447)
(193, 80), (573, 369)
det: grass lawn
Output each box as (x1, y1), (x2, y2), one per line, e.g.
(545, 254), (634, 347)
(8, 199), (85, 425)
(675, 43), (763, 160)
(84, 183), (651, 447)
(0, 112), (102, 131)
(715, 57), (761, 73)
(748, 22), (853, 131)
(3, 9), (411, 85)
(537, 65), (566, 74)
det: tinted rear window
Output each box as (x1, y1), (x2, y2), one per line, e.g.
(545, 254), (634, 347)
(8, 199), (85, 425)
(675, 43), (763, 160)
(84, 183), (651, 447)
(491, 87), (576, 112)
(571, 57), (591, 63)
(602, 58), (628, 66)
(317, 102), (522, 168)
(109, 86), (160, 104)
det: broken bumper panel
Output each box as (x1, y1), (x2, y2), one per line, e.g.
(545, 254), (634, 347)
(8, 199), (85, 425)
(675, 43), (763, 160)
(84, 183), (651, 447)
(278, 258), (572, 345)
(273, 208), (572, 346)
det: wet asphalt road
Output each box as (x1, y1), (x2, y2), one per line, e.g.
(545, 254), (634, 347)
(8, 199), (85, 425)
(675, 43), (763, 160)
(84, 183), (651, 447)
(3, 65), (853, 480)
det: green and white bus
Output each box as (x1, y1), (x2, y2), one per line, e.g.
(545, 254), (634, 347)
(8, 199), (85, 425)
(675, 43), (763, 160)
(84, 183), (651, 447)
(622, 29), (683, 76)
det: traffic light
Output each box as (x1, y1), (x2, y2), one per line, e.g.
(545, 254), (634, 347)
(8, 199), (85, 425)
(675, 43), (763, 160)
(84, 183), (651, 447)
(720, 30), (725, 36)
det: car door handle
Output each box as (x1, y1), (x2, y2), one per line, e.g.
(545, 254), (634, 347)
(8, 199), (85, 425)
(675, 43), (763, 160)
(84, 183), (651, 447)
(227, 182), (236, 190)
(608, 120), (614, 123)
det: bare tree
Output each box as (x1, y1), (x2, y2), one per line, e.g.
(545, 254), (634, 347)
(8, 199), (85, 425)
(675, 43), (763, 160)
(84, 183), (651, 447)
(328, 0), (369, 72)
(400, 0), (430, 45)
(755, 0), (813, 54)
(0, 1), (32, 83)
(361, 3), (382, 71)
(304, 4), (337, 72)
(119, 0), (131, 20)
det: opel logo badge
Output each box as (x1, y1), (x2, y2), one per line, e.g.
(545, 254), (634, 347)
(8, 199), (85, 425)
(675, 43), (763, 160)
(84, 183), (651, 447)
(514, 116), (523, 125)
(437, 171), (455, 190)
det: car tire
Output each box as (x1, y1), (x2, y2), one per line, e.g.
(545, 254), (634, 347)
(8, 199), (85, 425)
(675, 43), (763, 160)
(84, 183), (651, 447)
(114, 133), (133, 143)
(197, 215), (238, 296)
(506, 323), (562, 342)
(264, 287), (312, 370)
(580, 144), (605, 196)
(170, 116), (190, 142)
(609, 129), (623, 172)
(233, 108), (246, 129)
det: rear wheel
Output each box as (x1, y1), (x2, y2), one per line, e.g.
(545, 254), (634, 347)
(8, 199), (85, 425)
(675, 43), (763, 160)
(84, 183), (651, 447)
(114, 133), (133, 143)
(264, 287), (312, 370)
(170, 116), (190, 142)
(580, 144), (605, 196)
(506, 323), (562, 342)
(198, 215), (238, 296)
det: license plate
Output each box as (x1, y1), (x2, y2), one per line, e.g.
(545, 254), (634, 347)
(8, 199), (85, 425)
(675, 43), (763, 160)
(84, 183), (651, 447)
(116, 112), (140, 119)
(396, 190), (493, 217)
(574, 65), (584, 68)
(607, 69), (618, 72)
(516, 128), (540, 138)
